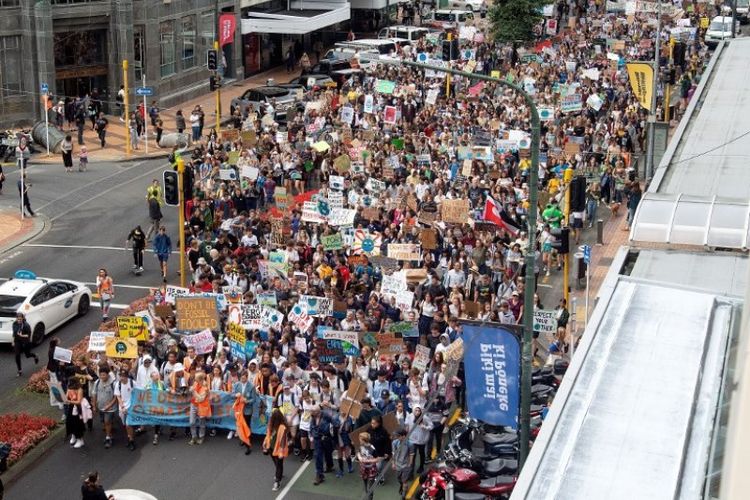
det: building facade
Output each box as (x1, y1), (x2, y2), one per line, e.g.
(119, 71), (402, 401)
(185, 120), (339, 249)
(0, 0), (243, 127)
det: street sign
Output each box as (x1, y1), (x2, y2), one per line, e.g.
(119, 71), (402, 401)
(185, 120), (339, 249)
(40, 83), (48, 94)
(583, 244), (591, 265)
(135, 86), (154, 97)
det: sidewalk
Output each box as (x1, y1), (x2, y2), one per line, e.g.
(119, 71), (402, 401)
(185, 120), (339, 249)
(0, 209), (47, 254)
(31, 65), (301, 166)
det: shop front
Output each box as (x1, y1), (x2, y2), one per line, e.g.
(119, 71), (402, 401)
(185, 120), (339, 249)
(53, 29), (110, 106)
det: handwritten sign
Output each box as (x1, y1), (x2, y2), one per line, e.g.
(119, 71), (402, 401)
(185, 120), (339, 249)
(116, 316), (148, 341)
(315, 338), (345, 364)
(295, 336), (308, 353)
(321, 330), (360, 356)
(175, 297), (219, 331)
(260, 306), (284, 331)
(105, 337), (138, 359)
(182, 329), (216, 355)
(53, 346), (73, 364)
(420, 228), (438, 250)
(165, 285), (189, 305)
(321, 232), (343, 250)
(441, 199), (471, 224)
(388, 321), (418, 338)
(88, 331), (115, 352)
(377, 333), (405, 356)
(533, 310), (558, 334)
(241, 304), (263, 330)
(388, 243), (421, 261)
(413, 344), (431, 372)
(288, 304), (314, 332)
(228, 322), (247, 363)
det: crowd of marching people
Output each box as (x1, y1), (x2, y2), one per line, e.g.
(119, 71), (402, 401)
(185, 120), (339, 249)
(45, 1), (716, 498)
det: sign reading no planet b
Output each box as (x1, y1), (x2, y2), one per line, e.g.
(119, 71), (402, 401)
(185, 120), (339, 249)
(462, 324), (520, 429)
(175, 296), (219, 331)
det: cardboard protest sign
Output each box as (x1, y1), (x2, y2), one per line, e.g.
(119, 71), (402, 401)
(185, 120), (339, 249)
(116, 316), (148, 342)
(260, 306), (284, 330)
(182, 329), (216, 355)
(377, 333), (406, 356)
(295, 336), (308, 353)
(388, 321), (418, 338)
(361, 207), (380, 221)
(105, 337), (138, 359)
(369, 255), (399, 272)
(321, 233), (343, 250)
(53, 346), (73, 364)
(420, 228), (438, 250)
(327, 208), (356, 227)
(165, 285), (190, 305)
(339, 379), (366, 419)
(175, 296), (219, 332)
(396, 290), (415, 312)
(257, 291), (277, 307)
(388, 243), (421, 261)
(288, 304), (314, 332)
(241, 130), (257, 145)
(533, 310), (558, 334)
(358, 331), (379, 350)
(443, 338), (464, 380)
(413, 344), (431, 372)
(441, 199), (471, 224)
(241, 304), (263, 330)
(298, 295), (332, 318)
(88, 331), (115, 352)
(463, 300), (481, 318)
(321, 330), (360, 356)
(228, 322), (247, 363)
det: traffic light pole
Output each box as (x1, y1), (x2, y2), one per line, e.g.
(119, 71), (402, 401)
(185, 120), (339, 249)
(176, 157), (187, 288)
(562, 167), (573, 304)
(369, 58), (540, 467)
(123, 60), (130, 156)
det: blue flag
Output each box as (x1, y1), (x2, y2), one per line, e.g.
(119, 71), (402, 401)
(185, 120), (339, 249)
(462, 324), (521, 429)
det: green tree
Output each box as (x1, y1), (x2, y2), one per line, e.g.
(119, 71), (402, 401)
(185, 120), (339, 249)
(488, 0), (553, 43)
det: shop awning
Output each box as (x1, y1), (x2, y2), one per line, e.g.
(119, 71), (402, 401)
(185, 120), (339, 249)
(241, 1), (350, 35)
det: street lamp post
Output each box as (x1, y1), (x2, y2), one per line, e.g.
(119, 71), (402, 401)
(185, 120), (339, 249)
(645, 0), (661, 179)
(367, 58), (540, 466)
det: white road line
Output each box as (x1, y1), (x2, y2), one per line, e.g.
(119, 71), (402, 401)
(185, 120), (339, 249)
(47, 165), (165, 222)
(0, 277), (154, 291)
(23, 243), (179, 254)
(91, 302), (129, 310)
(36, 161), (147, 211)
(276, 460), (311, 500)
(537, 284), (553, 288)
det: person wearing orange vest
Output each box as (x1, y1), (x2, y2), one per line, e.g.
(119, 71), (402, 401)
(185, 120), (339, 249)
(263, 408), (289, 492)
(189, 372), (211, 445)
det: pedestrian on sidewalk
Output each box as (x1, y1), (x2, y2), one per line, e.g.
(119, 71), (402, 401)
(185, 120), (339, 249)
(94, 112), (108, 148)
(116, 85), (125, 120)
(190, 108), (201, 142)
(65, 377), (86, 448)
(155, 117), (164, 146)
(197, 105), (205, 138)
(586, 182), (601, 229)
(78, 146), (88, 172)
(126, 225), (146, 273)
(175, 110), (186, 134)
(149, 100), (159, 127)
(136, 102), (145, 137)
(17, 172), (34, 217)
(61, 134), (74, 173)
(75, 107), (86, 145)
(12, 312), (38, 377)
(128, 112), (139, 151)
(95, 268), (114, 321)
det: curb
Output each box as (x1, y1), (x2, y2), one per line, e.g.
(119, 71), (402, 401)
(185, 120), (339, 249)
(0, 213), (48, 255)
(2, 423), (66, 488)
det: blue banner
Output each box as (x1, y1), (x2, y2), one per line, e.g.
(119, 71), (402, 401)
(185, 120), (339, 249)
(462, 324), (521, 429)
(126, 388), (237, 430)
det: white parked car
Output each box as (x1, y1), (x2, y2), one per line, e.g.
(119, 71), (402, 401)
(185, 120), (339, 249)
(0, 270), (92, 345)
(448, 0), (484, 13)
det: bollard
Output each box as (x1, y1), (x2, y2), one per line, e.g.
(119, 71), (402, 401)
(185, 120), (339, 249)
(574, 252), (586, 289)
(596, 219), (604, 245)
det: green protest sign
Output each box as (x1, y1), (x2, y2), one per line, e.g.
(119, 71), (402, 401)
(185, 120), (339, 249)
(321, 233), (343, 251)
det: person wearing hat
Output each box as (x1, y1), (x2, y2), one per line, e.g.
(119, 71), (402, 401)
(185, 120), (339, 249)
(12, 312), (38, 376)
(377, 389), (396, 414)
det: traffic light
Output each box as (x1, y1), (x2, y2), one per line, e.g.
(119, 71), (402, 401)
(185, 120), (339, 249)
(209, 75), (220, 91)
(183, 166), (194, 199)
(672, 41), (686, 67)
(551, 227), (570, 255)
(667, 67), (676, 85)
(442, 39), (458, 61)
(163, 170), (179, 206)
(207, 49), (218, 71)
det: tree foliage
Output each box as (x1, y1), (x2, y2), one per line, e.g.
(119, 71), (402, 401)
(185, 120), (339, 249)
(488, 0), (553, 43)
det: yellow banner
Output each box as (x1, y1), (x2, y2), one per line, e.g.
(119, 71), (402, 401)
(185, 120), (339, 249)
(116, 316), (148, 341)
(105, 337), (138, 359)
(626, 62), (654, 111)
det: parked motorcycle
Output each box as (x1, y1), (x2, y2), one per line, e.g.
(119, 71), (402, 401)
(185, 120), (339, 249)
(419, 465), (516, 499)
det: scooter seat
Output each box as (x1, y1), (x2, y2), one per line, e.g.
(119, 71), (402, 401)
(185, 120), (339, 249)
(479, 475), (515, 488)
(454, 493), (487, 500)
(483, 433), (517, 445)
(483, 458), (518, 474)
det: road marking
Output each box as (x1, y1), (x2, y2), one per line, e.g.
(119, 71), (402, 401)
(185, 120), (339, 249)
(47, 164), (165, 222)
(537, 283), (553, 288)
(91, 302), (129, 311)
(23, 243), (179, 254)
(0, 250), (22, 265)
(35, 161), (147, 211)
(276, 460), (310, 500)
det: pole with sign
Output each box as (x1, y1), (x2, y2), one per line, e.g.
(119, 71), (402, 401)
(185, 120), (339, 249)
(582, 244), (591, 331)
(142, 75), (148, 154)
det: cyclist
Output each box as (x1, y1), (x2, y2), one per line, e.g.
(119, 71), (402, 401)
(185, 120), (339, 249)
(126, 225), (146, 274)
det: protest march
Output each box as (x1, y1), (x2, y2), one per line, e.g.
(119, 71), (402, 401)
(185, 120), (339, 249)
(29, 0), (719, 497)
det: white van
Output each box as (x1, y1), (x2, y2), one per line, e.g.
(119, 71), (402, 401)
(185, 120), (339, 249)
(429, 9), (474, 30)
(334, 39), (398, 55)
(705, 16), (735, 48)
(377, 25), (430, 42)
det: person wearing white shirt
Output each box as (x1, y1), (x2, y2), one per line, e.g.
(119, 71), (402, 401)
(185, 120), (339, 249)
(443, 262), (466, 290)
(135, 355), (159, 389)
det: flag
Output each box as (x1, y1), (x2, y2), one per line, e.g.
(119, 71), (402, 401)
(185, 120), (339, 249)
(219, 14), (236, 48)
(483, 197), (521, 236)
(626, 62), (654, 110)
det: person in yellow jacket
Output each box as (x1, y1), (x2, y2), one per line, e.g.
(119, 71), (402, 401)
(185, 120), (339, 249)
(263, 408), (289, 492)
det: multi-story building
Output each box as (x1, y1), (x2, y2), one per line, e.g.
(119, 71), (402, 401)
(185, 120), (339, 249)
(0, 0), (244, 127)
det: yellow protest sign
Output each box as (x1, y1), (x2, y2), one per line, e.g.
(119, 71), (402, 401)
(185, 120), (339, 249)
(626, 62), (654, 111)
(700, 17), (709, 29)
(105, 337), (138, 359)
(116, 316), (148, 341)
(491, 70), (500, 79)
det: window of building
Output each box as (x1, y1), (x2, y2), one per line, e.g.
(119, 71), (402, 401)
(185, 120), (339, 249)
(200, 10), (214, 55)
(182, 16), (196, 69)
(0, 36), (21, 96)
(160, 21), (175, 78)
(134, 26), (145, 81)
(0, 0), (20, 7)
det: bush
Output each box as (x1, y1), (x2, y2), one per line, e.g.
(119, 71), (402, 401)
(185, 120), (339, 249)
(0, 413), (57, 465)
